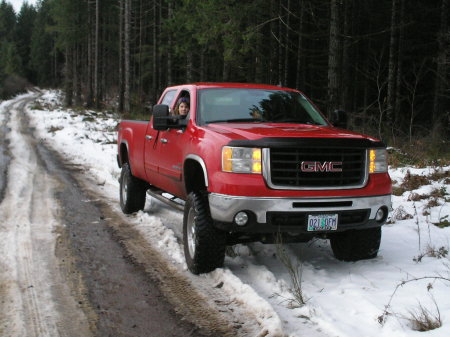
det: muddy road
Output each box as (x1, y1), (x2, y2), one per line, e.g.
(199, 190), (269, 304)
(0, 95), (250, 337)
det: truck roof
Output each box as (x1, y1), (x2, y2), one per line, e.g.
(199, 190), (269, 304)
(166, 82), (299, 92)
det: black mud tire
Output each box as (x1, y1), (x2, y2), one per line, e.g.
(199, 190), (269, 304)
(119, 163), (147, 214)
(183, 191), (226, 274)
(330, 227), (382, 261)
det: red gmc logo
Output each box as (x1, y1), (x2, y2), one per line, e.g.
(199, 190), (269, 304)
(300, 161), (343, 172)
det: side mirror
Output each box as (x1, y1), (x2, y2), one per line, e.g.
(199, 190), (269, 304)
(153, 104), (188, 131)
(331, 109), (347, 129)
(153, 104), (170, 130)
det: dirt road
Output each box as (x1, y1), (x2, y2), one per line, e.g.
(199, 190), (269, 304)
(0, 94), (247, 337)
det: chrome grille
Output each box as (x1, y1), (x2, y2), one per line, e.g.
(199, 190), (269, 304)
(268, 147), (367, 189)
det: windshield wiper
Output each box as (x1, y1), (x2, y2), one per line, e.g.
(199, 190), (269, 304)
(268, 119), (322, 125)
(207, 118), (263, 123)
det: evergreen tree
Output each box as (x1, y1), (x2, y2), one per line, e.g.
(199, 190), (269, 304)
(0, 41), (22, 76)
(30, 0), (58, 86)
(15, 2), (38, 82)
(0, 0), (16, 42)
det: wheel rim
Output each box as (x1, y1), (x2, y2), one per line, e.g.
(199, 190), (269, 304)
(187, 208), (197, 258)
(121, 173), (128, 204)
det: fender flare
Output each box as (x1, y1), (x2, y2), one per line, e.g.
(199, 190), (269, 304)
(185, 154), (209, 187)
(118, 140), (130, 167)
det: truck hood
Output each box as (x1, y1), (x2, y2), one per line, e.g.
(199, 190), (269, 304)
(205, 123), (377, 142)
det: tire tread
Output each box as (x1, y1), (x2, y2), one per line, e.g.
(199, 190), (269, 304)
(184, 192), (226, 274)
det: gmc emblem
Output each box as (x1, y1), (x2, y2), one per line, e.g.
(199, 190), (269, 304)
(300, 161), (343, 172)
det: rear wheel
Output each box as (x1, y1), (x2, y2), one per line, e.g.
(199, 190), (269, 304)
(330, 227), (381, 261)
(119, 163), (147, 214)
(183, 191), (226, 274)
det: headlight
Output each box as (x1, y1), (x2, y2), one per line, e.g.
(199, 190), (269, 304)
(222, 146), (262, 174)
(369, 149), (388, 173)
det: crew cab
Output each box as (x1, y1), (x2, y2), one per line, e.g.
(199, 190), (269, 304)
(117, 83), (392, 274)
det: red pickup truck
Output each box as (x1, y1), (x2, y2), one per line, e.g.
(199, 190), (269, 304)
(117, 83), (392, 274)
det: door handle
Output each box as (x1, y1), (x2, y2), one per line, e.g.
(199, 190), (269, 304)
(145, 135), (153, 140)
(160, 138), (168, 144)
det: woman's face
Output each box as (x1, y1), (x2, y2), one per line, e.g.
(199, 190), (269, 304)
(178, 102), (189, 115)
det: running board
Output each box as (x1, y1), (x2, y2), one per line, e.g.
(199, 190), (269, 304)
(146, 187), (185, 212)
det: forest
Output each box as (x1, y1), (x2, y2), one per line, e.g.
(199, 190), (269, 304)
(0, 0), (448, 152)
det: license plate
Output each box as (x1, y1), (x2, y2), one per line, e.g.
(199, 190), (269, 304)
(307, 214), (338, 231)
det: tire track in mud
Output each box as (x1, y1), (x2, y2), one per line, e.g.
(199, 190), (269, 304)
(0, 95), (93, 337)
(0, 101), (11, 203)
(1, 96), (54, 337)
(16, 95), (219, 336)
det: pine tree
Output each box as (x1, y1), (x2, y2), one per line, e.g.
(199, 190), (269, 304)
(15, 2), (38, 82)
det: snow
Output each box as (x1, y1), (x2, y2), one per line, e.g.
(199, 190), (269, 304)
(20, 90), (450, 336)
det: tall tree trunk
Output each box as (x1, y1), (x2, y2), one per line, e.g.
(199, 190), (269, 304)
(269, 0), (276, 84)
(138, 0), (144, 104)
(327, 0), (342, 117)
(124, 0), (131, 113)
(295, 0), (304, 90)
(394, 0), (405, 130)
(386, 0), (399, 127)
(65, 47), (73, 107)
(167, 0), (173, 86)
(433, 0), (449, 133)
(187, 51), (193, 82)
(158, 0), (163, 90)
(152, 0), (157, 102)
(341, 0), (353, 114)
(223, 57), (230, 81)
(86, 1), (93, 108)
(74, 45), (82, 106)
(278, 0), (283, 85)
(200, 48), (205, 81)
(94, 0), (100, 109)
(118, 0), (124, 112)
(283, 0), (291, 86)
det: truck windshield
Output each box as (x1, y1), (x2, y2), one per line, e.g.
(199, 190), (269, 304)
(197, 88), (328, 125)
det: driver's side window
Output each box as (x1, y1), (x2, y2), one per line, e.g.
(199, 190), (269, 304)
(160, 90), (177, 106)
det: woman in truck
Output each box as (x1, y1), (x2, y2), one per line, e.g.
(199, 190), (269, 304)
(174, 97), (190, 116)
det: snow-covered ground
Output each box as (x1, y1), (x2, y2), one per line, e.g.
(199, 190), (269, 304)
(24, 90), (450, 337)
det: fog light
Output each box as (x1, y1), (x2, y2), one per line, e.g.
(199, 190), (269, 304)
(234, 212), (249, 226)
(376, 208), (386, 222)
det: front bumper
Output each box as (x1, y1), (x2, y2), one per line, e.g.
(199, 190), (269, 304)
(209, 193), (392, 233)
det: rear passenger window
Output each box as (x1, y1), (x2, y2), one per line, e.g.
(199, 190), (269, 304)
(160, 90), (176, 106)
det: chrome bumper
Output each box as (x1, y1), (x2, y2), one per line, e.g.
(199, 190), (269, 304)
(208, 193), (392, 224)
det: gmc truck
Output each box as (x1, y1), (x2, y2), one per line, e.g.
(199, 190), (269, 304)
(117, 83), (392, 274)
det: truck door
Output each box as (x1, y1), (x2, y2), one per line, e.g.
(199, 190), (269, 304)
(154, 90), (191, 198)
(144, 89), (177, 185)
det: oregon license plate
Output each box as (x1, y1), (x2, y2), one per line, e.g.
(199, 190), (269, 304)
(307, 214), (338, 231)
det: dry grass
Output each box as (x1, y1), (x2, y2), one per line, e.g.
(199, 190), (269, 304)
(401, 170), (430, 190)
(430, 187), (448, 199)
(387, 206), (413, 224)
(408, 301), (442, 332)
(47, 125), (64, 134)
(275, 238), (308, 308)
(414, 244), (448, 262)
(407, 192), (422, 201)
(433, 217), (450, 228)
(428, 169), (450, 182)
(425, 198), (440, 208)
(388, 137), (450, 168)
(392, 186), (406, 196)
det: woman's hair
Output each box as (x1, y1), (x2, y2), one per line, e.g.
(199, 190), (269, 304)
(174, 97), (190, 115)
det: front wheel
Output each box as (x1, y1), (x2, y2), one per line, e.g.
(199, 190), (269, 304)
(330, 227), (381, 261)
(119, 163), (147, 214)
(183, 192), (226, 274)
